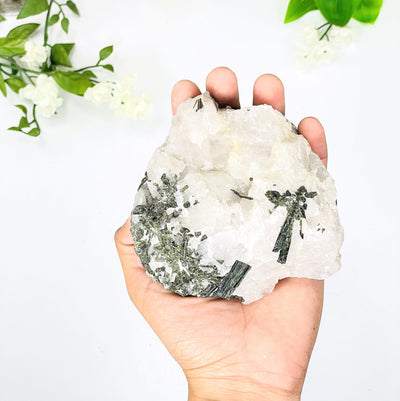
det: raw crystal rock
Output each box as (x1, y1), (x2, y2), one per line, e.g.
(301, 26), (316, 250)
(130, 92), (343, 304)
(0, 0), (24, 14)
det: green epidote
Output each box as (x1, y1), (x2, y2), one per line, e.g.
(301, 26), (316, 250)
(131, 173), (251, 299)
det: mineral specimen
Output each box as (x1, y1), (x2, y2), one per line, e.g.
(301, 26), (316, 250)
(130, 92), (343, 304)
(0, 0), (24, 14)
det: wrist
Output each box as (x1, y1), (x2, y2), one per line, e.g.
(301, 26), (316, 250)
(187, 377), (301, 401)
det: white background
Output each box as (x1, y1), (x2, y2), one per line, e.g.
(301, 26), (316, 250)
(1, 1), (399, 400)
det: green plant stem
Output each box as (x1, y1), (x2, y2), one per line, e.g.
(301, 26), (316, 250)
(317, 21), (330, 30)
(1, 59), (36, 85)
(0, 66), (12, 77)
(43, 0), (54, 46)
(32, 104), (41, 132)
(22, 70), (34, 84)
(43, 0), (69, 47)
(43, 0), (68, 46)
(319, 24), (333, 41)
(0, 61), (39, 76)
(54, 1), (67, 18)
(74, 64), (102, 73)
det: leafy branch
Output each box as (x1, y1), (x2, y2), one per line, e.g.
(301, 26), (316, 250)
(285, 0), (383, 26)
(8, 104), (40, 136)
(0, 0), (115, 136)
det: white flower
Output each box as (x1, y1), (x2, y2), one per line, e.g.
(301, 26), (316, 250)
(19, 74), (63, 118)
(127, 94), (153, 120)
(83, 73), (152, 119)
(301, 24), (319, 46)
(296, 22), (354, 69)
(84, 80), (113, 105)
(295, 48), (315, 69)
(296, 22), (352, 68)
(110, 73), (152, 119)
(110, 73), (137, 115)
(20, 40), (48, 70)
(310, 41), (339, 64)
(296, 41), (339, 68)
(330, 26), (353, 46)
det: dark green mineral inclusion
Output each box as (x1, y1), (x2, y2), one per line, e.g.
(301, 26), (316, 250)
(131, 172), (252, 300)
(231, 188), (253, 201)
(266, 186), (317, 264)
(137, 171), (148, 191)
(216, 260), (252, 298)
(200, 260), (251, 299)
(193, 98), (203, 112)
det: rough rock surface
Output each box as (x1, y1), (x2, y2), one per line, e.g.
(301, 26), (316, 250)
(131, 92), (343, 304)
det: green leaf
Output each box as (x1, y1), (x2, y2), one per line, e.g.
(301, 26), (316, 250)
(314, 0), (361, 26)
(7, 23), (40, 40)
(66, 1), (80, 16)
(284, 0), (318, 23)
(0, 37), (26, 57)
(52, 70), (94, 96)
(18, 116), (30, 129)
(0, 71), (6, 96)
(15, 104), (28, 114)
(353, 0), (383, 23)
(5, 77), (27, 93)
(102, 64), (114, 72)
(8, 127), (22, 132)
(51, 43), (74, 67)
(99, 45), (113, 61)
(48, 14), (60, 26)
(82, 70), (97, 79)
(26, 128), (40, 136)
(17, 0), (48, 19)
(61, 18), (69, 34)
(0, 15), (6, 22)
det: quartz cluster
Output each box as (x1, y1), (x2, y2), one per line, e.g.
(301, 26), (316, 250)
(131, 93), (343, 304)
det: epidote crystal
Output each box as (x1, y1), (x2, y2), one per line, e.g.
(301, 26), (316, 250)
(130, 92), (343, 304)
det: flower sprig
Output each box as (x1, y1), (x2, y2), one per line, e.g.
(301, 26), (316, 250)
(0, 0), (151, 137)
(285, 0), (383, 68)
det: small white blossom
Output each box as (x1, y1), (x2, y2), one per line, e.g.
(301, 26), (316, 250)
(110, 73), (152, 119)
(19, 74), (63, 118)
(296, 23), (352, 69)
(84, 80), (113, 105)
(314, 41), (338, 64)
(296, 41), (339, 68)
(125, 94), (152, 120)
(83, 73), (151, 119)
(330, 26), (353, 46)
(295, 48), (315, 69)
(301, 24), (319, 46)
(20, 40), (48, 70)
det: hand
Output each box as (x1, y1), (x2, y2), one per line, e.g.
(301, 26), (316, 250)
(115, 67), (327, 401)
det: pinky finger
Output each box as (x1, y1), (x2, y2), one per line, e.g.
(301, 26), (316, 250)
(298, 117), (328, 168)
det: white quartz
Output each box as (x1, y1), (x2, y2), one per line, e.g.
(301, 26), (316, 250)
(131, 92), (344, 304)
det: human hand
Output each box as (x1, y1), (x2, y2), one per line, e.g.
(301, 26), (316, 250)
(115, 67), (327, 401)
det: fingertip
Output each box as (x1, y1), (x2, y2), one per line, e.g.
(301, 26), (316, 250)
(206, 66), (240, 109)
(253, 74), (285, 115)
(298, 117), (328, 167)
(171, 80), (201, 115)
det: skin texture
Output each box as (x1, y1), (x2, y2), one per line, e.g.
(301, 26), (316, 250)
(115, 67), (327, 401)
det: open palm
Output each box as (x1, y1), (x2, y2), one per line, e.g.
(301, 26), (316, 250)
(115, 67), (327, 401)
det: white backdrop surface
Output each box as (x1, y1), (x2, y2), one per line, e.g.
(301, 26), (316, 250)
(1, 1), (399, 400)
